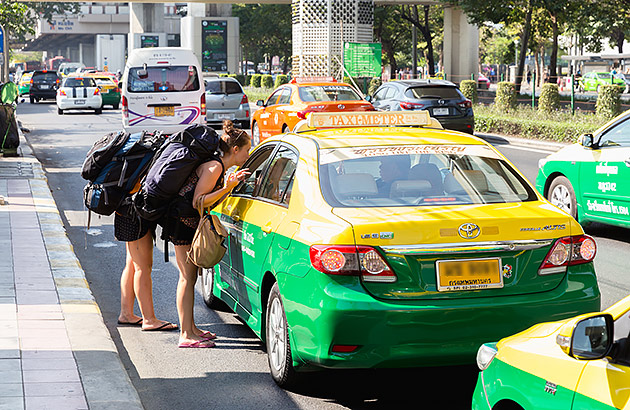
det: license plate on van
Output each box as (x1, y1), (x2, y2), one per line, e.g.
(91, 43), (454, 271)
(155, 106), (175, 117)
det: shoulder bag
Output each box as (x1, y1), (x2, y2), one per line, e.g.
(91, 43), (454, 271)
(186, 193), (229, 268)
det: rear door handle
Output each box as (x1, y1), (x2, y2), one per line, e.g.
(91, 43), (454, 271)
(262, 224), (273, 234)
(232, 214), (240, 222)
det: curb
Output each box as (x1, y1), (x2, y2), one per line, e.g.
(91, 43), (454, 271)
(17, 128), (144, 410)
(476, 132), (569, 151)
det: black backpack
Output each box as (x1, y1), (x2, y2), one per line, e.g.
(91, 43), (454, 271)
(82, 130), (167, 216)
(133, 124), (221, 221)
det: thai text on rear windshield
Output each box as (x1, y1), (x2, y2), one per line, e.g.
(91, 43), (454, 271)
(318, 144), (537, 207)
(299, 85), (362, 102)
(127, 66), (200, 92)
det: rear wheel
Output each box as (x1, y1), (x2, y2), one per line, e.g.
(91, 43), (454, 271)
(113, 103), (119, 110)
(57, 107), (63, 115)
(95, 108), (102, 115)
(266, 283), (298, 388)
(201, 266), (223, 309)
(252, 121), (261, 146)
(548, 176), (577, 219)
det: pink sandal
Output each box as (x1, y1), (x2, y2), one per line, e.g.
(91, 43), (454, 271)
(199, 331), (217, 340)
(178, 339), (216, 348)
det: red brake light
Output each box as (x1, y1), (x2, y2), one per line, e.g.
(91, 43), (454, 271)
(399, 102), (424, 110)
(309, 245), (397, 283)
(539, 235), (596, 275)
(58, 90), (66, 96)
(241, 94), (248, 104)
(94, 88), (100, 95)
(201, 93), (206, 116)
(458, 100), (472, 109)
(122, 95), (128, 118)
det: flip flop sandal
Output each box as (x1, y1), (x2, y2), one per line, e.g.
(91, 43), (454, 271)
(178, 340), (216, 348)
(199, 331), (217, 340)
(142, 322), (178, 332)
(117, 318), (143, 326)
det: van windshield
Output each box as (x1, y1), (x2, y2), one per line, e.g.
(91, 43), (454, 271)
(127, 66), (200, 92)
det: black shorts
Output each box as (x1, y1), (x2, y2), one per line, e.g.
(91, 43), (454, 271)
(159, 215), (199, 246)
(114, 212), (156, 242)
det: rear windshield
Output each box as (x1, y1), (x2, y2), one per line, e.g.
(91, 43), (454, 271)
(127, 66), (200, 92)
(405, 86), (462, 99)
(64, 78), (96, 87)
(299, 85), (362, 102)
(597, 73), (612, 80)
(319, 144), (537, 208)
(32, 72), (58, 82)
(205, 80), (243, 94)
(93, 78), (115, 86)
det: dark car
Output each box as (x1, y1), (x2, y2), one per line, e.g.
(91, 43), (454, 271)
(368, 79), (474, 134)
(29, 70), (62, 103)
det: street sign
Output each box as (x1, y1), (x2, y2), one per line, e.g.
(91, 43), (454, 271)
(0, 27), (4, 54)
(343, 42), (382, 77)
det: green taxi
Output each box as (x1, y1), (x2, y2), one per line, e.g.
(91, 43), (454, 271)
(87, 74), (120, 109)
(473, 294), (630, 410)
(578, 71), (625, 92)
(536, 109), (630, 228)
(18, 72), (32, 96)
(203, 111), (600, 387)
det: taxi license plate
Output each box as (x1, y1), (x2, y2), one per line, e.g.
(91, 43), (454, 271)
(433, 107), (449, 116)
(155, 106), (175, 117)
(40, 85), (50, 89)
(217, 114), (232, 119)
(75, 100), (85, 105)
(436, 257), (503, 292)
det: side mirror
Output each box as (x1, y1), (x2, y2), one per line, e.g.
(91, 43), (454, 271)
(556, 313), (614, 360)
(256, 100), (265, 107)
(579, 133), (594, 148)
(118, 82), (122, 89)
(365, 95), (373, 102)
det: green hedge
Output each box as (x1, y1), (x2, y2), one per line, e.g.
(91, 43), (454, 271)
(219, 73), (229, 77)
(596, 84), (622, 119)
(538, 84), (560, 113)
(261, 74), (274, 88)
(274, 74), (289, 88)
(460, 80), (477, 104)
(250, 74), (262, 88)
(495, 82), (516, 112)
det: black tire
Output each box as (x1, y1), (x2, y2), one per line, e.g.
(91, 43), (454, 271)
(266, 283), (298, 388)
(201, 266), (223, 309)
(57, 107), (63, 115)
(547, 176), (577, 220)
(282, 125), (290, 134)
(95, 108), (102, 115)
(252, 121), (261, 147)
(29, 96), (34, 104)
(113, 103), (119, 110)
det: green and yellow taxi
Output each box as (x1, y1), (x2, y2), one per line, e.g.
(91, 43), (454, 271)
(473, 294), (630, 410)
(578, 71), (625, 92)
(203, 111), (600, 387)
(86, 73), (121, 109)
(18, 71), (32, 95)
(537, 109), (630, 229)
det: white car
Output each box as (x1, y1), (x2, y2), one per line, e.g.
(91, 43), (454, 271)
(56, 76), (103, 115)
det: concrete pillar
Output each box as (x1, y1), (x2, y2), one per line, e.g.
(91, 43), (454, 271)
(130, 3), (164, 33)
(188, 3), (232, 18)
(443, 6), (479, 84)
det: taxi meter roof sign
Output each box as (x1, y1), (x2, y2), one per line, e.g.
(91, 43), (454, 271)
(306, 111), (431, 128)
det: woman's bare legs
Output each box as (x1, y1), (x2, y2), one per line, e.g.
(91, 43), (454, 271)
(118, 250), (141, 324)
(174, 245), (214, 345)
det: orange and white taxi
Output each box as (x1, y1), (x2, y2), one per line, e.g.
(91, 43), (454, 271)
(250, 77), (374, 145)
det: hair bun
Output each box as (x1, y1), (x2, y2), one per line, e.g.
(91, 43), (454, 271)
(222, 119), (235, 134)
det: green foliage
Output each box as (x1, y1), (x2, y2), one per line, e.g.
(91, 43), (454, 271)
(474, 105), (606, 143)
(460, 80), (478, 103)
(368, 77), (382, 96)
(596, 84), (622, 119)
(244, 86), (273, 103)
(538, 84), (560, 113)
(250, 74), (262, 88)
(274, 74), (289, 88)
(219, 73), (229, 77)
(480, 25), (516, 65)
(495, 82), (517, 112)
(1, 2), (81, 43)
(232, 74), (246, 87)
(261, 74), (274, 88)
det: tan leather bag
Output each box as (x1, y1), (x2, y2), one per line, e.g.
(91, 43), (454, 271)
(187, 194), (228, 268)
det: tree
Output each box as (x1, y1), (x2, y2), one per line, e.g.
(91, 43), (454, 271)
(1, 2), (80, 43)
(399, 4), (443, 76)
(479, 25), (516, 66)
(374, 6), (411, 76)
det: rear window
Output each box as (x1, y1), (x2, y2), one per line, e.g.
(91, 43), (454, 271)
(405, 86), (463, 99)
(64, 78), (96, 87)
(597, 73), (612, 80)
(205, 80), (243, 94)
(318, 144), (537, 208)
(32, 72), (59, 82)
(93, 78), (115, 86)
(299, 85), (361, 102)
(127, 66), (200, 92)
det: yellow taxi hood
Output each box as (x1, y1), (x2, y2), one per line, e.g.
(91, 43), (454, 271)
(497, 320), (566, 347)
(332, 200), (582, 246)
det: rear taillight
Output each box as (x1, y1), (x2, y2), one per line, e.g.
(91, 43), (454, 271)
(241, 94), (248, 104)
(310, 245), (397, 283)
(58, 90), (66, 96)
(297, 110), (309, 120)
(457, 99), (472, 109)
(399, 102), (424, 110)
(30, 79), (33, 85)
(94, 88), (100, 95)
(201, 93), (206, 116)
(122, 95), (128, 118)
(538, 235), (596, 275)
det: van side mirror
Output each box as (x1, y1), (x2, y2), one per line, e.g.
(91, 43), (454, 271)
(118, 82), (122, 89)
(365, 95), (373, 102)
(579, 133), (594, 148)
(557, 313), (614, 360)
(256, 100), (265, 107)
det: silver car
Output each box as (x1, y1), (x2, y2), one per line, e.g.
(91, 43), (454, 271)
(204, 77), (250, 129)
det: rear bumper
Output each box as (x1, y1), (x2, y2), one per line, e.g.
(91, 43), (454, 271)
(57, 96), (102, 110)
(283, 264), (599, 370)
(436, 116), (475, 134)
(30, 89), (57, 99)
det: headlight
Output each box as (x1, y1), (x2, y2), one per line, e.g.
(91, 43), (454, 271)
(538, 158), (548, 169)
(476, 343), (498, 371)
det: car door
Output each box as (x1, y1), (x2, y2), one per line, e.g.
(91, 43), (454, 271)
(232, 144), (299, 323)
(257, 89), (283, 139)
(579, 118), (630, 227)
(273, 88), (293, 133)
(220, 143), (277, 303)
(371, 86), (390, 110)
(572, 307), (630, 409)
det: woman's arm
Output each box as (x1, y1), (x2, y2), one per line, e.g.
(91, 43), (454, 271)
(192, 161), (250, 209)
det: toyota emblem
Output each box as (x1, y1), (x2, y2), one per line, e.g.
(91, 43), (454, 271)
(458, 223), (480, 239)
(337, 104), (345, 109)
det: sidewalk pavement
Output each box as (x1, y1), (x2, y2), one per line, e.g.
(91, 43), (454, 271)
(0, 132), (143, 410)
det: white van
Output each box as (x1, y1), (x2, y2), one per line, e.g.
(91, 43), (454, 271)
(121, 47), (205, 134)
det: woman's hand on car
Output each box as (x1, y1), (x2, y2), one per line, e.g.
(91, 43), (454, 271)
(226, 168), (250, 190)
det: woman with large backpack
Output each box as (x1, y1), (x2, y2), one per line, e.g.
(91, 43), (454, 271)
(162, 120), (251, 348)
